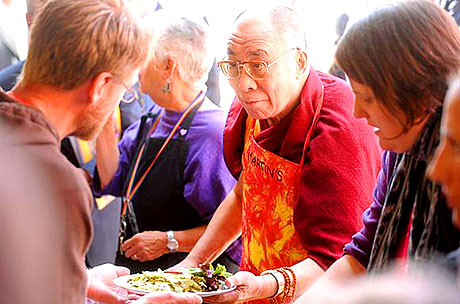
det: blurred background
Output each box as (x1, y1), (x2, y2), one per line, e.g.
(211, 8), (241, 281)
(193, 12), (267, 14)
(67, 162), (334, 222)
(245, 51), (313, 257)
(0, 0), (418, 109)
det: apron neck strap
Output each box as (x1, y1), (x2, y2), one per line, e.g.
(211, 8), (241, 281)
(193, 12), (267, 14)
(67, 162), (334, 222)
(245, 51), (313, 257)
(299, 83), (324, 168)
(121, 91), (206, 232)
(245, 84), (324, 167)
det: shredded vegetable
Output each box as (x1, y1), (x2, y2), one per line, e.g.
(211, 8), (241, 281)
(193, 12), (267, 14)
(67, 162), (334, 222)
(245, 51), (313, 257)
(126, 264), (232, 293)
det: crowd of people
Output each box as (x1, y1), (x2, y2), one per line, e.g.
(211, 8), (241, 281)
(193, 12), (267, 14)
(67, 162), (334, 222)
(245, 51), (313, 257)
(0, 0), (459, 304)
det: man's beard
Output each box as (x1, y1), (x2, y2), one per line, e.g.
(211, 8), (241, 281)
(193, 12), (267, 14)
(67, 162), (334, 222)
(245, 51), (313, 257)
(72, 104), (110, 141)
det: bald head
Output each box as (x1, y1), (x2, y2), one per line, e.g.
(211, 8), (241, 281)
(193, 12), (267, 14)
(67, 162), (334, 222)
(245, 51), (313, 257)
(223, 5), (310, 124)
(235, 6), (307, 50)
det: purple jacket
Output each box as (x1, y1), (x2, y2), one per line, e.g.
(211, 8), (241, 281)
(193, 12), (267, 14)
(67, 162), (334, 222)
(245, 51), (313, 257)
(343, 151), (396, 267)
(94, 104), (241, 263)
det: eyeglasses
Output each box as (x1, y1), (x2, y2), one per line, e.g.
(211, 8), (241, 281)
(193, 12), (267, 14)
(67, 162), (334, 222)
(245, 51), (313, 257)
(119, 81), (139, 104)
(218, 48), (298, 80)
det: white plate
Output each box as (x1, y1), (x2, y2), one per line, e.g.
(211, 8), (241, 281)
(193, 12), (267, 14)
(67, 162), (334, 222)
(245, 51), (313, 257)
(113, 274), (236, 297)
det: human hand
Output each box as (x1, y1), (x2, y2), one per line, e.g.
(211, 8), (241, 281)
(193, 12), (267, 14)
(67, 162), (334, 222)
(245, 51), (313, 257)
(99, 111), (119, 137)
(127, 291), (202, 304)
(87, 263), (130, 304)
(122, 231), (168, 262)
(167, 257), (200, 272)
(204, 271), (273, 303)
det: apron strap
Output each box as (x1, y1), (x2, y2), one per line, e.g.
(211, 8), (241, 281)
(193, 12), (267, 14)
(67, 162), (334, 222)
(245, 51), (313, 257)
(300, 83), (324, 168)
(120, 112), (160, 198)
(121, 91), (205, 234)
(245, 83), (324, 167)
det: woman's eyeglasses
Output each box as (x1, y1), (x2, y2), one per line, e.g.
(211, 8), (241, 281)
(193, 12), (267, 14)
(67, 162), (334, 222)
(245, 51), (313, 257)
(119, 81), (139, 104)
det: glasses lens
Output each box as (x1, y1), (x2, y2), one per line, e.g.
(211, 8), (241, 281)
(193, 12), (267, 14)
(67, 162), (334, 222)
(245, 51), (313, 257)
(121, 84), (139, 104)
(122, 92), (135, 103)
(247, 62), (268, 79)
(219, 62), (240, 79)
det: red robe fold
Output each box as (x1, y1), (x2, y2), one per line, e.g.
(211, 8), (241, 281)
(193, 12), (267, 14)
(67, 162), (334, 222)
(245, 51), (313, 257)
(223, 69), (382, 269)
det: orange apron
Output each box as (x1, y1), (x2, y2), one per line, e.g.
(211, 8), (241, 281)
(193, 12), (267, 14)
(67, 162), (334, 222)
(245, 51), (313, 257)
(240, 86), (323, 303)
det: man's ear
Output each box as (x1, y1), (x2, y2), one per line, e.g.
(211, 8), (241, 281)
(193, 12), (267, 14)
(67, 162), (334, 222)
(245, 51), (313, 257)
(88, 72), (113, 105)
(296, 50), (308, 79)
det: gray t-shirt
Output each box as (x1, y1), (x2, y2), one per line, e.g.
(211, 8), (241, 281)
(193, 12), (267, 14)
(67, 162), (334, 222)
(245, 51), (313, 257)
(0, 91), (93, 303)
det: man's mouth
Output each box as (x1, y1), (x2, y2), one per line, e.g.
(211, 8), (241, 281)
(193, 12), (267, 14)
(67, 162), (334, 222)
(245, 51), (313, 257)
(245, 99), (264, 104)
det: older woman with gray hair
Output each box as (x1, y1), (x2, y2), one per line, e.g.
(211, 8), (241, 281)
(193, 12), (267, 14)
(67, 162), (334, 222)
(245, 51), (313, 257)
(94, 14), (240, 273)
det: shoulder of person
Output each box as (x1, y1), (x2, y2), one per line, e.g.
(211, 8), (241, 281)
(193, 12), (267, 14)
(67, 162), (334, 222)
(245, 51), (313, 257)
(314, 71), (370, 134)
(198, 97), (223, 112)
(317, 70), (354, 104)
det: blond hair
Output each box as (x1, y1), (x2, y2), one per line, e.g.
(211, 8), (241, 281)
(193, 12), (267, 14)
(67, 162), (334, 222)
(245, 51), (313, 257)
(21, 0), (150, 90)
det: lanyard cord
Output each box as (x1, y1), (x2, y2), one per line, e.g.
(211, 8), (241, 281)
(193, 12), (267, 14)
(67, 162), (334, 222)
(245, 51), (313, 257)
(121, 91), (205, 217)
(121, 114), (161, 216)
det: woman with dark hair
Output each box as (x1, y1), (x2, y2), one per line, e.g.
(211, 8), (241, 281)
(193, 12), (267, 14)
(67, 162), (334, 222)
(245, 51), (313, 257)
(294, 1), (460, 301)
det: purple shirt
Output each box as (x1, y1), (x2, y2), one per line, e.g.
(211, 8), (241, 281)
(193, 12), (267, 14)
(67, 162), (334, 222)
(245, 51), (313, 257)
(343, 151), (396, 268)
(95, 104), (241, 263)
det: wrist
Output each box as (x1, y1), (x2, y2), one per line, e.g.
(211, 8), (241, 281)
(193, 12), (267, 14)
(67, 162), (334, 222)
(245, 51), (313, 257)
(260, 270), (284, 298)
(258, 273), (280, 299)
(182, 253), (205, 267)
(166, 230), (179, 253)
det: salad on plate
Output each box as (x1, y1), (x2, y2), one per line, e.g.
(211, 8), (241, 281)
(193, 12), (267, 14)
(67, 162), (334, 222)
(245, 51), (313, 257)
(113, 264), (234, 296)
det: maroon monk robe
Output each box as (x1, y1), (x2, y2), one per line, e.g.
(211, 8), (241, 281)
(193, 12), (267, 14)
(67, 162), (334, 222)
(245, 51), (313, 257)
(223, 68), (382, 269)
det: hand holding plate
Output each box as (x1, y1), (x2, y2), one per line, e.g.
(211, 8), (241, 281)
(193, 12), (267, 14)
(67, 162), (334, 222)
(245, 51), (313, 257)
(128, 291), (202, 304)
(203, 271), (273, 303)
(87, 263), (130, 304)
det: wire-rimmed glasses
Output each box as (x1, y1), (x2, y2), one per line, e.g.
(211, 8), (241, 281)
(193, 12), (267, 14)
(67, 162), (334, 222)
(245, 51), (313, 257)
(119, 81), (139, 104)
(218, 48), (298, 80)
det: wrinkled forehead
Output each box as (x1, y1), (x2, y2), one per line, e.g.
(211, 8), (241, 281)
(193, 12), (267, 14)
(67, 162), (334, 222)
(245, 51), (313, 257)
(227, 17), (284, 58)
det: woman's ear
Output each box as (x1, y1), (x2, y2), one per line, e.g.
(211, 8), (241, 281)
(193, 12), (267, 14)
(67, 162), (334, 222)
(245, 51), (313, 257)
(157, 57), (177, 82)
(296, 50), (308, 79)
(88, 72), (113, 105)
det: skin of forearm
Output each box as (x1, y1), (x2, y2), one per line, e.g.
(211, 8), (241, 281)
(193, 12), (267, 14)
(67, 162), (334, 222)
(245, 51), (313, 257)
(254, 258), (325, 300)
(95, 124), (120, 189)
(175, 225), (207, 252)
(315, 254), (365, 283)
(186, 181), (243, 265)
(295, 255), (366, 303)
(292, 258), (325, 298)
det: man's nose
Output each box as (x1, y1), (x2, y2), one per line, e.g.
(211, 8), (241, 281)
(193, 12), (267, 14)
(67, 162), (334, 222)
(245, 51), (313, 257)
(236, 67), (258, 92)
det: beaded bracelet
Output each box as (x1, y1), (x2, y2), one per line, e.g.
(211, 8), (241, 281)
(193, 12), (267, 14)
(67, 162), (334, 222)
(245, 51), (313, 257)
(261, 267), (298, 304)
(269, 267), (297, 304)
(266, 269), (287, 304)
(282, 267), (297, 302)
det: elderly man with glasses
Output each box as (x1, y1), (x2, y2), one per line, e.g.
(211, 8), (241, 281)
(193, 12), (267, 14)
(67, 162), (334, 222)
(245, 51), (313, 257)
(175, 6), (381, 303)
